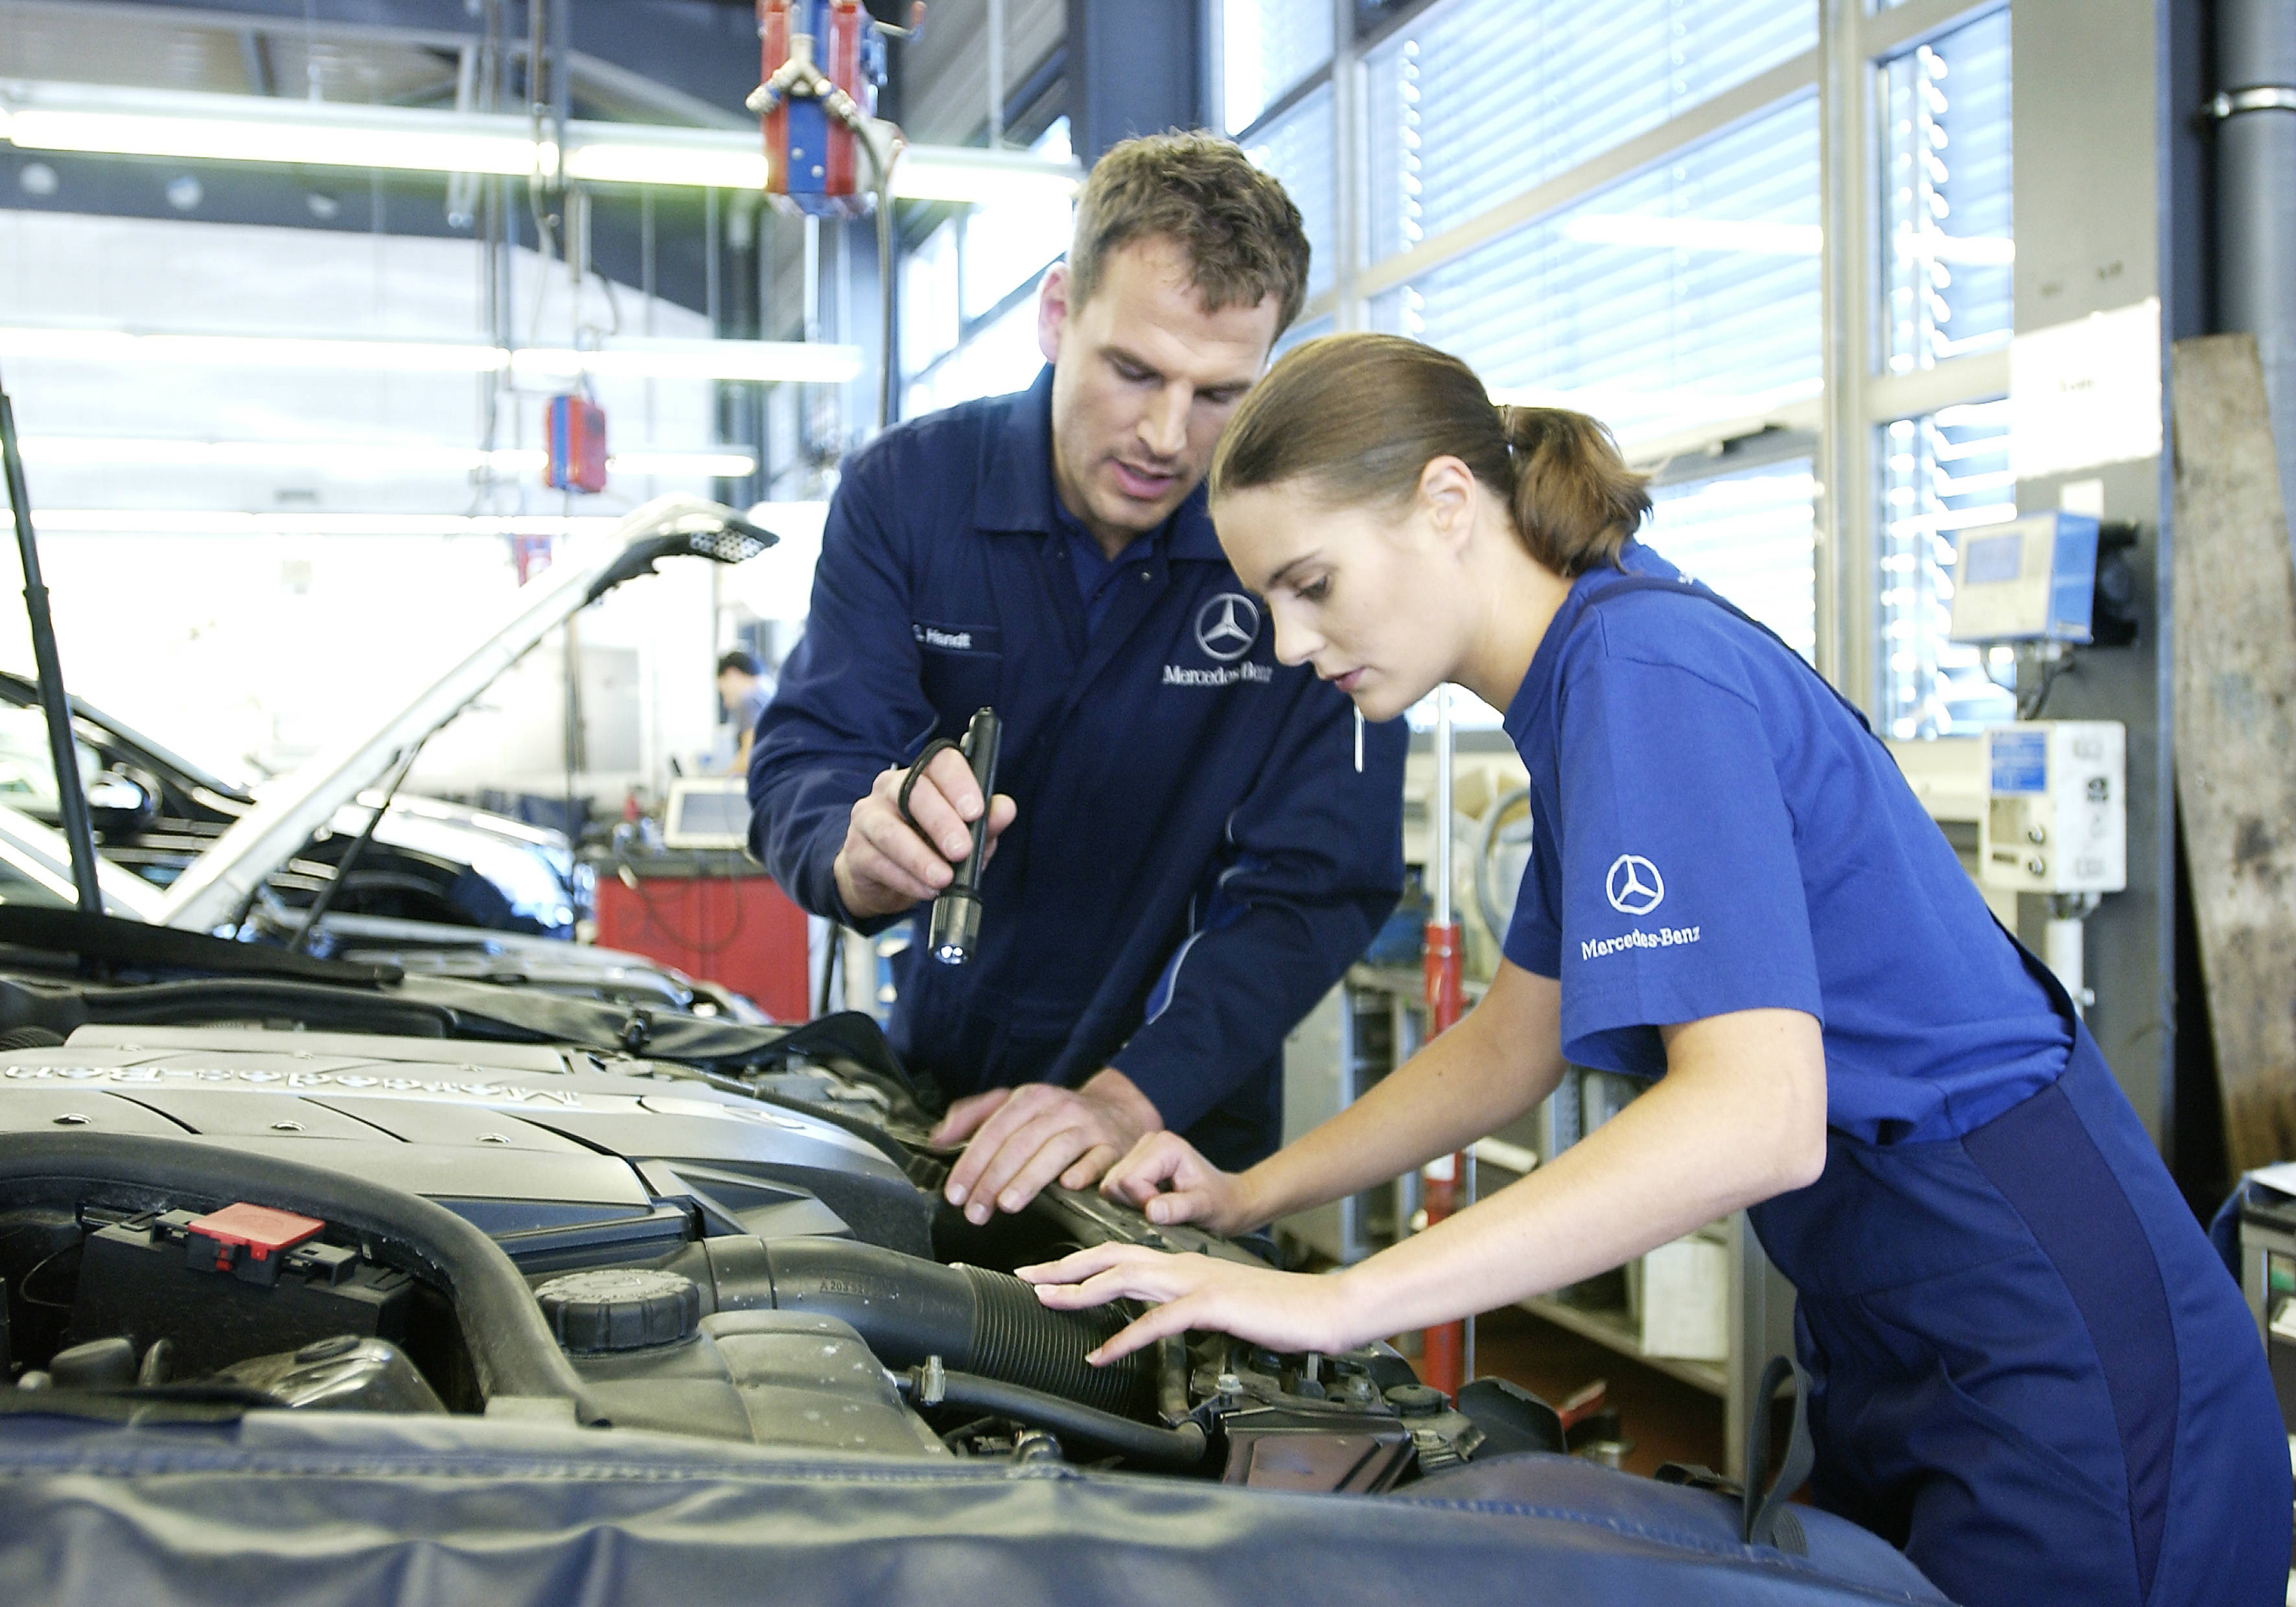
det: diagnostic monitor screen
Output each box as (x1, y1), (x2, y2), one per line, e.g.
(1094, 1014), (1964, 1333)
(1962, 532), (2024, 585)
(671, 786), (751, 841)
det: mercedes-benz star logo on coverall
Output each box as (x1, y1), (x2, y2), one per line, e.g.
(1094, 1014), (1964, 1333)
(1195, 593), (1262, 662)
(1605, 853), (1665, 915)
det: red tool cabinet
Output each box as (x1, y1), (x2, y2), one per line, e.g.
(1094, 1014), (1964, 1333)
(594, 858), (810, 1023)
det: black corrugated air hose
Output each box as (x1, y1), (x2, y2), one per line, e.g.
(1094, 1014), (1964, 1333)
(678, 1235), (1157, 1418)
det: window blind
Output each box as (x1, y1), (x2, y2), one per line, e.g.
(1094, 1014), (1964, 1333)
(1242, 82), (1338, 299)
(1222, 0), (1336, 135)
(1648, 457), (1818, 659)
(1365, 0), (1816, 262)
(1374, 96), (1822, 448)
(1878, 400), (2017, 737)
(1881, 7), (2012, 372)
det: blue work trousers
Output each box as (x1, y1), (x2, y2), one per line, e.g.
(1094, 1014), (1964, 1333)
(1754, 991), (2290, 1606)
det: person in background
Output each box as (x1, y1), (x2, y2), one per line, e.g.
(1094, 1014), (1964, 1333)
(748, 133), (1406, 1223)
(717, 650), (772, 776)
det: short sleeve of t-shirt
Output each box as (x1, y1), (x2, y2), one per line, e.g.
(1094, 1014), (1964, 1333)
(1503, 626), (1824, 1071)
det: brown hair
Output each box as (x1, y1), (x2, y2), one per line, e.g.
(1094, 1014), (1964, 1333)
(1209, 333), (1651, 576)
(1067, 131), (1312, 334)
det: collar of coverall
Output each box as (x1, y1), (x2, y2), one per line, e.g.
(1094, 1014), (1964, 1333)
(969, 364), (1224, 563)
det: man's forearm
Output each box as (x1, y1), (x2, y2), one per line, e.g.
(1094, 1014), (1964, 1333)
(1113, 900), (1380, 1135)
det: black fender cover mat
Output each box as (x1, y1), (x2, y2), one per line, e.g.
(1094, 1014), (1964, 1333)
(0, 1413), (1956, 1606)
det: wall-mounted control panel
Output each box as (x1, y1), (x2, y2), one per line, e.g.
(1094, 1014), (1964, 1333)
(1979, 721), (2126, 895)
(1949, 511), (2100, 643)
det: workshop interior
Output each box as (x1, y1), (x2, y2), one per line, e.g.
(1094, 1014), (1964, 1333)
(0, 1), (2290, 1604)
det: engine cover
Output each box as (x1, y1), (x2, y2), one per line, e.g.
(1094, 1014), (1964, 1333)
(0, 1025), (933, 1258)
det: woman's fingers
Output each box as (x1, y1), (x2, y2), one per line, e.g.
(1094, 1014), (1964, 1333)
(1098, 1134), (1183, 1203)
(1101, 1131), (1242, 1233)
(1024, 1247), (1354, 1363)
(1014, 1242), (1135, 1286)
(1085, 1298), (1199, 1367)
(1028, 1258), (1181, 1310)
(1141, 1186), (1214, 1226)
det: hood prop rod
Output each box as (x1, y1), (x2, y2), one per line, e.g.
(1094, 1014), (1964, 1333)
(292, 738), (428, 955)
(0, 361), (102, 917)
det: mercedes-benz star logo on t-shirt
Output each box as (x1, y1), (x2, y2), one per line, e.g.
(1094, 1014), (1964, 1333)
(1605, 854), (1665, 916)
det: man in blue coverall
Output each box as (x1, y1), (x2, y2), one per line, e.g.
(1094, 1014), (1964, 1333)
(749, 132), (1406, 1224)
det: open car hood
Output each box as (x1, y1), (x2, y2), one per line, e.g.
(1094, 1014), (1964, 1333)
(0, 798), (168, 920)
(153, 495), (774, 936)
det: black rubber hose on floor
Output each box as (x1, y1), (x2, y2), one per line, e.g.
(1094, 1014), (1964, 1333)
(904, 1366), (1208, 1468)
(0, 1132), (606, 1421)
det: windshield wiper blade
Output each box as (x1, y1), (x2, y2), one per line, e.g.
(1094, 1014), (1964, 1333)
(0, 905), (401, 986)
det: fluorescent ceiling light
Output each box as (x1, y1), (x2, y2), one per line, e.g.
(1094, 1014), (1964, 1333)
(563, 140), (765, 190)
(0, 326), (860, 384)
(36, 497), (812, 537)
(0, 80), (1082, 205)
(1561, 215), (1824, 255)
(6, 103), (537, 176)
(0, 327), (501, 372)
(889, 146), (1083, 207)
(609, 450), (758, 477)
(511, 339), (861, 385)
(30, 509), (633, 537)
(17, 437), (756, 478)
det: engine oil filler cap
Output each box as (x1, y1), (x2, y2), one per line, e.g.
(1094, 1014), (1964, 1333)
(534, 1268), (701, 1352)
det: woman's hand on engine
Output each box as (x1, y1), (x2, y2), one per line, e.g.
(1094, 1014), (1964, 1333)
(1098, 1130), (1257, 1237)
(1016, 1244), (1360, 1366)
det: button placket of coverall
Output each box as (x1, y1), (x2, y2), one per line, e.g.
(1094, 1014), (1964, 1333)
(1010, 553), (1174, 917)
(1056, 555), (1171, 726)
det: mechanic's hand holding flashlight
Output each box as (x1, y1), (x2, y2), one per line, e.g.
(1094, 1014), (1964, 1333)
(831, 747), (1017, 919)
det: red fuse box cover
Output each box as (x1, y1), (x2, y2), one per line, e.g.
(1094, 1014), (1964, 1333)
(186, 1202), (325, 1267)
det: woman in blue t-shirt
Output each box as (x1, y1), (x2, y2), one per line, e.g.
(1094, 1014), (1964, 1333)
(1020, 333), (2288, 1607)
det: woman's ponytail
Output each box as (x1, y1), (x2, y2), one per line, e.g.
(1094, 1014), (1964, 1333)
(1209, 333), (1651, 577)
(1496, 406), (1651, 578)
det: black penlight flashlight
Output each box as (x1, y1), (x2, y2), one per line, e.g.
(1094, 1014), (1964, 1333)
(927, 706), (1002, 965)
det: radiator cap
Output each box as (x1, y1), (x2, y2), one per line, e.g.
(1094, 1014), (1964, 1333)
(534, 1267), (701, 1352)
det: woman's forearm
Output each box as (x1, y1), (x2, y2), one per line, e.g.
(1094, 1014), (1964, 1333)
(1236, 963), (1568, 1229)
(1323, 1008), (1827, 1343)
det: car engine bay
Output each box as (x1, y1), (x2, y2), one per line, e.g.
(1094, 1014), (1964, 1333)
(0, 1008), (1560, 1490)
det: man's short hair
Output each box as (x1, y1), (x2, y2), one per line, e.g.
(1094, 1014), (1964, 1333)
(717, 650), (761, 677)
(1067, 130), (1311, 336)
